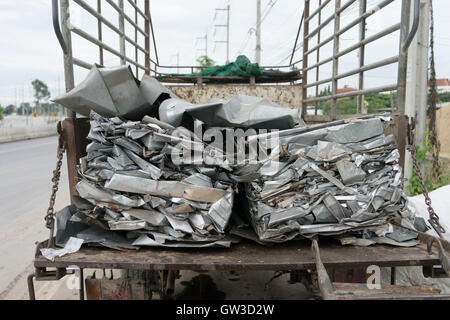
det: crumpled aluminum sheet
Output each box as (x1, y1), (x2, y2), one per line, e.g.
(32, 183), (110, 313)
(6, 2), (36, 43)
(53, 66), (176, 121)
(159, 94), (304, 130)
(70, 111), (236, 248)
(242, 116), (423, 246)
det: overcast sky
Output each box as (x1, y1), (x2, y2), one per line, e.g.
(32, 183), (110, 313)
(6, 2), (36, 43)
(1, 0), (450, 106)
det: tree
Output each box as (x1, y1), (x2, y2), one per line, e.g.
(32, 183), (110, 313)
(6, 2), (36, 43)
(437, 92), (450, 103)
(4, 104), (16, 116)
(0, 105), (3, 120)
(18, 102), (32, 115)
(32, 79), (50, 113)
(196, 55), (215, 68)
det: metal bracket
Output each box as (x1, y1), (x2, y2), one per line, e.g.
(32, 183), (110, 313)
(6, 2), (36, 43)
(311, 239), (337, 300)
(28, 267), (70, 300)
(427, 237), (450, 277)
(28, 266), (84, 300)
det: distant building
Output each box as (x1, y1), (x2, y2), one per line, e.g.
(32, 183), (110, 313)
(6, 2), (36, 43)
(429, 78), (450, 93)
(337, 87), (358, 95)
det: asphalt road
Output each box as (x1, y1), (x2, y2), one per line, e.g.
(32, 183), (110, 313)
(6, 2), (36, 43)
(0, 136), (70, 295)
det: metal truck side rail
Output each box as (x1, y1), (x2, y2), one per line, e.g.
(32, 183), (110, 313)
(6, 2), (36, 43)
(300, 0), (419, 120)
(51, 0), (302, 86)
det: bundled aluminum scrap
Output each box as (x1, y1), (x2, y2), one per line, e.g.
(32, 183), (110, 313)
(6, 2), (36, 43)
(240, 116), (422, 246)
(71, 111), (238, 248)
(52, 64), (425, 250)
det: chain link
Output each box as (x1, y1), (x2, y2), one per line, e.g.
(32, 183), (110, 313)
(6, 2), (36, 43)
(45, 122), (65, 248)
(407, 120), (445, 238)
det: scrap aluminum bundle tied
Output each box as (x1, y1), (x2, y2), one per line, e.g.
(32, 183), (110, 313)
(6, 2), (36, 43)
(73, 111), (237, 248)
(242, 116), (427, 246)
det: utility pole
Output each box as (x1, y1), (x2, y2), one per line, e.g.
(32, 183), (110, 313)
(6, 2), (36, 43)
(215, 5), (230, 63)
(404, 0), (430, 182)
(15, 88), (18, 110)
(196, 30), (208, 57)
(255, 0), (262, 64)
(22, 84), (25, 115)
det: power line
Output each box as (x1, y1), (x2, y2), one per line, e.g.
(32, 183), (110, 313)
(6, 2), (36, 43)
(235, 0), (278, 60)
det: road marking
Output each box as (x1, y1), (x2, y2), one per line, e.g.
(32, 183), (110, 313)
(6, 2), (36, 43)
(0, 140), (55, 155)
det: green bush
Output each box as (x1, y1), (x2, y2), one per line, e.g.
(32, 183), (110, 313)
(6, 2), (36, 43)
(438, 92), (450, 103)
(406, 129), (450, 196)
(316, 91), (397, 115)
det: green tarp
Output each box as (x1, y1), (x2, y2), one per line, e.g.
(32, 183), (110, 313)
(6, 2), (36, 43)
(159, 55), (265, 80)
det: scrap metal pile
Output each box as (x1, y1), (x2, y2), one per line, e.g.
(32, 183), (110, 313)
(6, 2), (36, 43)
(242, 118), (424, 246)
(73, 111), (238, 248)
(51, 64), (426, 251)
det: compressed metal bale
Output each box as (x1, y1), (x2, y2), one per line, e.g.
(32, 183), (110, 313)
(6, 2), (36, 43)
(242, 116), (422, 246)
(71, 110), (236, 248)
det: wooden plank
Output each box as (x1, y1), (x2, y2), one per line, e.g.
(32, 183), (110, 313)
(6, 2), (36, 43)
(34, 240), (441, 271)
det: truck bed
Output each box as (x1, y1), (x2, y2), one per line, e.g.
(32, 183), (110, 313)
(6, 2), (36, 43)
(34, 239), (440, 271)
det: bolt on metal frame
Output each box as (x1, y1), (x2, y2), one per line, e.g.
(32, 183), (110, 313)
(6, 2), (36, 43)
(300, 0), (417, 120)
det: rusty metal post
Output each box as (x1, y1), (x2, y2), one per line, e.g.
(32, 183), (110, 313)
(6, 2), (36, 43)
(145, 0), (150, 75)
(79, 268), (85, 300)
(118, 0), (126, 65)
(134, 0), (139, 78)
(97, 0), (104, 65)
(391, 267), (396, 285)
(27, 273), (36, 300)
(396, 0), (411, 172)
(397, 0), (411, 115)
(331, 0), (341, 119)
(301, 0), (310, 120)
(59, 0), (79, 203)
(315, 0), (322, 116)
(357, 0), (367, 114)
(393, 113), (408, 172)
(60, 0), (75, 118)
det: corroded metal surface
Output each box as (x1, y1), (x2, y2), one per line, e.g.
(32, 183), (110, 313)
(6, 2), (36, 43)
(332, 283), (450, 300)
(34, 239), (440, 271)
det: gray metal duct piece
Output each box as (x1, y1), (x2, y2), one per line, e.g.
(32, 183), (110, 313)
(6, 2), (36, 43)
(53, 65), (151, 120)
(140, 74), (178, 108)
(159, 94), (304, 129)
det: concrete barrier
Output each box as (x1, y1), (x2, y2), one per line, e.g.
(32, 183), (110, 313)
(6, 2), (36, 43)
(0, 116), (61, 144)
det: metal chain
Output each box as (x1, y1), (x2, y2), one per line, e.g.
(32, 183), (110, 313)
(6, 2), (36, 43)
(45, 122), (65, 248)
(407, 120), (445, 238)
